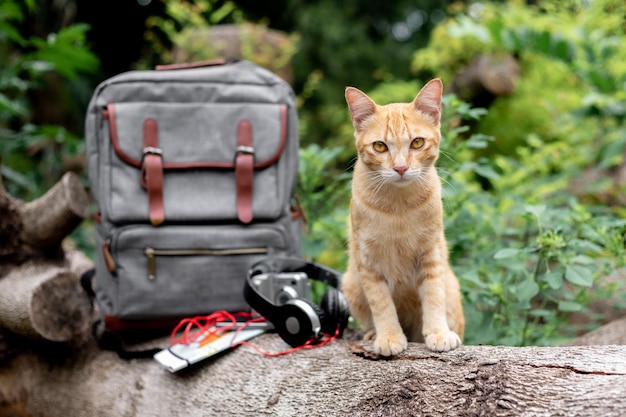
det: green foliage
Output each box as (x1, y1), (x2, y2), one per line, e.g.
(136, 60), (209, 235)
(0, 0), (98, 200)
(413, 0), (626, 167)
(438, 97), (626, 346)
(297, 144), (351, 268)
(143, 0), (242, 63)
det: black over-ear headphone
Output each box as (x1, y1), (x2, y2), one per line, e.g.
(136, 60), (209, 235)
(244, 257), (350, 347)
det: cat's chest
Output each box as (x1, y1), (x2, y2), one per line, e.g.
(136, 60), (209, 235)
(355, 212), (436, 258)
(355, 202), (436, 240)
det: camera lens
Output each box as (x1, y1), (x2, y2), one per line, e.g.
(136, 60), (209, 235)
(275, 286), (298, 305)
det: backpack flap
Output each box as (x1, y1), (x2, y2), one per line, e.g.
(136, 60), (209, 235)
(101, 101), (289, 225)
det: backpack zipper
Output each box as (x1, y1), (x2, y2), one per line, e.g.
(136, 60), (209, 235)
(144, 247), (268, 281)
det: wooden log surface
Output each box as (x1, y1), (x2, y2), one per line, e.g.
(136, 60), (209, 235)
(1, 332), (625, 417)
(0, 259), (93, 342)
(20, 171), (89, 252)
(567, 316), (626, 346)
(0, 248), (94, 346)
(0, 158), (26, 259)
(0, 168), (90, 261)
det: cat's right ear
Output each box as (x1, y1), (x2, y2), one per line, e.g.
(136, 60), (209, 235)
(345, 87), (377, 132)
(413, 78), (443, 123)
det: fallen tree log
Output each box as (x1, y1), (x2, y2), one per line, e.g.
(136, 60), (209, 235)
(1, 333), (625, 417)
(20, 170), (89, 252)
(0, 258), (93, 343)
(0, 162), (94, 345)
(0, 167), (89, 260)
(567, 316), (626, 346)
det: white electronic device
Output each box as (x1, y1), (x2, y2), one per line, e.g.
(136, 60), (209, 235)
(154, 322), (271, 372)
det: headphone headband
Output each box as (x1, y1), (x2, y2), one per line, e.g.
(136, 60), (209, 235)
(248, 257), (342, 288)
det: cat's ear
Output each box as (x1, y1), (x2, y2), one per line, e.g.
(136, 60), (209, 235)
(345, 87), (377, 132)
(413, 78), (443, 123)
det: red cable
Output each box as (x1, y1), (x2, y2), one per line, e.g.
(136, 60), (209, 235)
(170, 311), (252, 345)
(170, 310), (340, 357)
(231, 325), (340, 357)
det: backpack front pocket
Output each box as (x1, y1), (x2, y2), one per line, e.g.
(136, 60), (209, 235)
(102, 224), (288, 319)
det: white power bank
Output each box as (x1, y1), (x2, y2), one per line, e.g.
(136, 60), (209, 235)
(154, 327), (267, 372)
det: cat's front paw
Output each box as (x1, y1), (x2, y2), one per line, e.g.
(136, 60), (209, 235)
(424, 330), (462, 352)
(374, 333), (408, 357)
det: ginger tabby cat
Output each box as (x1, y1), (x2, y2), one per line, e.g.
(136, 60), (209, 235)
(342, 79), (464, 356)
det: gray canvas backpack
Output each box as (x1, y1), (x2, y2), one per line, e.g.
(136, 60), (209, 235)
(84, 60), (301, 332)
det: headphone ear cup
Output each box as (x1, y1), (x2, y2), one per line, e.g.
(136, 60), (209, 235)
(276, 298), (325, 347)
(321, 289), (350, 336)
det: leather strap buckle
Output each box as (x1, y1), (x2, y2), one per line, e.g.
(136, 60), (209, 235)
(236, 145), (254, 155)
(142, 146), (163, 157)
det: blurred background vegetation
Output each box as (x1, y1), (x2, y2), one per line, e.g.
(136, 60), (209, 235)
(1, 0), (625, 346)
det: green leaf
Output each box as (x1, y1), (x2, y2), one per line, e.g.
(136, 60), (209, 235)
(515, 279), (540, 302)
(466, 133), (495, 149)
(565, 265), (594, 287)
(0, 165), (37, 192)
(558, 301), (583, 312)
(534, 30), (552, 55)
(494, 248), (520, 259)
(543, 271), (563, 290)
(473, 164), (500, 180)
(529, 309), (552, 318)
(554, 39), (574, 62)
(525, 204), (546, 218)
(571, 255), (594, 265)
(568, 239), (603, 254)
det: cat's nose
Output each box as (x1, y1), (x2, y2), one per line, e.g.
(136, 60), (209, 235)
(394, 166), (409, 177)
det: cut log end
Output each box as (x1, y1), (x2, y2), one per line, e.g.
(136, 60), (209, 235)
(30, 272), (93, 342)
(0, 262), (94, 343)
(60, 171), (90, 219)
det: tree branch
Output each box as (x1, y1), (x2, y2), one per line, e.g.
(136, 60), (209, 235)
(20, 171), (89, 252)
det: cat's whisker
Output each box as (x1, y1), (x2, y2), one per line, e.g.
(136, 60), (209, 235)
(439, 177), (455, 191)
(345, 156), (358, 171)
(438, 149), (457, 166)
(370, 175), (388, 196)
(435, 168), (456, 188)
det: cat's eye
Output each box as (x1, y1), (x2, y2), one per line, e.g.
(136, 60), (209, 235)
(411, 137), (426, 150)
(372, 141), (388, 153)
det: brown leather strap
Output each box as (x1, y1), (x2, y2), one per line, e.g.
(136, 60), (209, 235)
(235, 120), (254, 224)
(155, 59), (227, 71)
(140, 118), (165, 226)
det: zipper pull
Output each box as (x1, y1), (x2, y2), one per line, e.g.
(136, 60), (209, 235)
(145, 247), (156, 280)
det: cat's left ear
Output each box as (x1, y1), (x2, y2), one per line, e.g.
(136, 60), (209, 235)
(413, 78), (443, 123)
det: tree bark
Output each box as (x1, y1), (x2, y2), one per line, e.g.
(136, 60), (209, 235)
(450, 53), (521, 109)
(0, 258), (93, 343)
(567, 316), (626, 346)
(0, 161), (26, 260)
(0, 169), (89, 261)
(0, 164), (94, 344)
(20, 171), (89, 252)
(1, 333), (625, 417)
